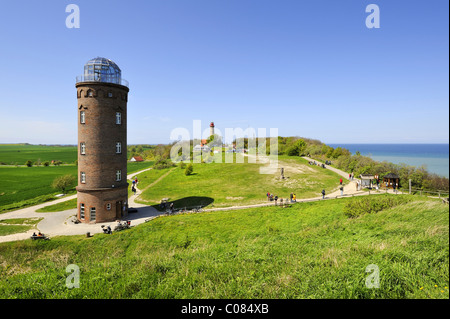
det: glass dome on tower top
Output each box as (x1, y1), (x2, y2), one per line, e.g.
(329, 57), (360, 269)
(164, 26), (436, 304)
(76, 57), (128, 87)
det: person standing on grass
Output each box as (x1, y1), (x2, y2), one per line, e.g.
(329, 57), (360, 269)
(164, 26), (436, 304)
(267, 192), (270, 201)
(340, 178), (343, 185)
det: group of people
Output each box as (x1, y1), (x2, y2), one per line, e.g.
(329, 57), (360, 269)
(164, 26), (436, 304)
(131, 177), (139, 195)
(266, 192), (297, 205)
(31, 232), (45, 238)
(160, 201), (175, 213)
(308, 161), (326, 169)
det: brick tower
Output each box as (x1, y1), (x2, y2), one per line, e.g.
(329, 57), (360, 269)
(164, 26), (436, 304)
(75, 57), (129, 223)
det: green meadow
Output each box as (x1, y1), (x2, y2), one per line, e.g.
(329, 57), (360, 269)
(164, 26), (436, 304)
(0, 144), (77, 165)
(0, 195), (447, 299)
(136, 156), (343, 209)
(0, 166), (78, 213)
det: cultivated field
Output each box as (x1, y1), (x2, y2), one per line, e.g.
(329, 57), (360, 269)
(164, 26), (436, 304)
(0, 144), (77, 165)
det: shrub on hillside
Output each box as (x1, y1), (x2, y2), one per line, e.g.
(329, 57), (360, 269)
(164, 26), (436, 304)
(343, 195), (412, 218)
(154, 159), (176, 170)
(185, 163), (193, 176)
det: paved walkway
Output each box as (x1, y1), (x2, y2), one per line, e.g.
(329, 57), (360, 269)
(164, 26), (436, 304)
(0, 167), (161, 243)
(0, 159), (403, 243)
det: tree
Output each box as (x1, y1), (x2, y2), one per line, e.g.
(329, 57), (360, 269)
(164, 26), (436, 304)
(52, 175), (76, 194)
(286, 139), (307, 156)
(185, 163), (193, 176)
(25, 160), (33, 167)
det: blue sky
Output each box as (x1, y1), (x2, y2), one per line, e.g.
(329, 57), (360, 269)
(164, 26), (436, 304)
(0, 0), (448, 145)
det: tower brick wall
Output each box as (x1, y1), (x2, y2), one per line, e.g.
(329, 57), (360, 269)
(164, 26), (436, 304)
(76, 81), (129, 223)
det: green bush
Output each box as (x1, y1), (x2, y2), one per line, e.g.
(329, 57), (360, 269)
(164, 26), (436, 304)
(185, 163), (193, 176)
(343, 195), (412, 218)
(154, 159), (176, 170)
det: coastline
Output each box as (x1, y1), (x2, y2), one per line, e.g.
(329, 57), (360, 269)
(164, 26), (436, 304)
(328, 144), (449, 178)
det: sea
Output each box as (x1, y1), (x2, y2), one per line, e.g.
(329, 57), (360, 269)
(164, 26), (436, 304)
(328, 144), (449, 178)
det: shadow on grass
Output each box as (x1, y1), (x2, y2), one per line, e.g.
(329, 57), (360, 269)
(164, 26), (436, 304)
(153, 196), (214, 211)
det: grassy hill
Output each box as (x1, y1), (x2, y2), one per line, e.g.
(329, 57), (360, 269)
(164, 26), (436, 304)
(136, 156), (344, 209)
(0, 195), (447, 299)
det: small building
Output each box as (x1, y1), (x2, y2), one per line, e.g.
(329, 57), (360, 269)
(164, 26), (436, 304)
(130, 156), (144, 162)
(383, 173), (400, 189)
(360, 174), (375, 188)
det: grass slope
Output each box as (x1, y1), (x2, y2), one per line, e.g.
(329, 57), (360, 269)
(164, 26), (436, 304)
(137, 156), (342, 209)
(0, 195), (447, 299)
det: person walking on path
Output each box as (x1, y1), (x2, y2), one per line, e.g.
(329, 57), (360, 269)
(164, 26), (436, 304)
(340, 178), (343, 185)
(274, 195), (278, 206)
(321, 189), (325, 199)
(340, 186), (344, 196)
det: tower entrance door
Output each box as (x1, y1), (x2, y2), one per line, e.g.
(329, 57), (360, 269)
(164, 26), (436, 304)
(116, 201), (123, 219)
